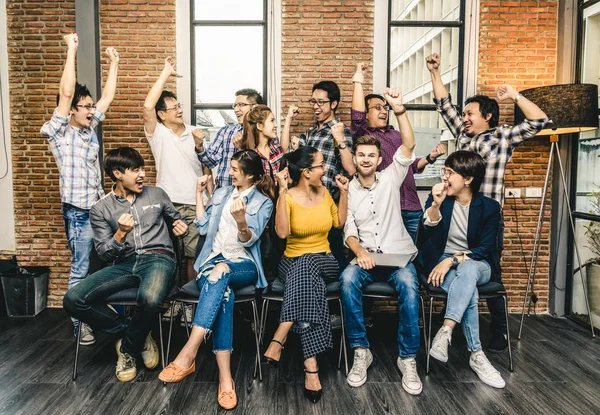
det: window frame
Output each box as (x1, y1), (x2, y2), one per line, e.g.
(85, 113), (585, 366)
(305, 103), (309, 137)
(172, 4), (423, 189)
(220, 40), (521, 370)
(190, 0), (269, 125)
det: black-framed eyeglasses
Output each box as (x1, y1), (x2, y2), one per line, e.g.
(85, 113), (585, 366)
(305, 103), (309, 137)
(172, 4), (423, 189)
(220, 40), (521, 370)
(306, 163), (325, 171)
(232, 103), (251, 109)
(440, 167), (457, 178)
(308, 99), (331, 107)
(164, 103), (183, 111)
(368, 104), (391, 112)
(75, 104), (96, 111)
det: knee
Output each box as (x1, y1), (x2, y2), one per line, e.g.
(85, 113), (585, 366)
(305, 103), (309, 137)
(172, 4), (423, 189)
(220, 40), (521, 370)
(392, 267), (418, 293)
(456, 260), (479, 276)
(63, 287), (84, 314)
(207, 263), (229, 283)
(138, 287), (166, 311)
(340, 265), (361, 290)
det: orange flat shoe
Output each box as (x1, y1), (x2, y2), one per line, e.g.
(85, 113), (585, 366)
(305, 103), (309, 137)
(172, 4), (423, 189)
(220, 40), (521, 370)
(218, 380), (237, 410)
(158, 361), (195, 383)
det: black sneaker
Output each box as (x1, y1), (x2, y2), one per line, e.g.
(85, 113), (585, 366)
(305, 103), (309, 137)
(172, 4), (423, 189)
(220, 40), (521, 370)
(487, 332), (508, 353)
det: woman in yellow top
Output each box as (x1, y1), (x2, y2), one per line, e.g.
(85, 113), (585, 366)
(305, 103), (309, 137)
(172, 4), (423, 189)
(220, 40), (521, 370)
(264, 146), (349, 404)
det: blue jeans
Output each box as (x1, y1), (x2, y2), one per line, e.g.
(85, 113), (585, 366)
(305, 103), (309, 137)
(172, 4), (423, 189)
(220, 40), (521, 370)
(438, 254), (491, 352)
(401, 209), (424, 244)
(63, 254), (176, 354)
(192, 254), (257, 353)
(340, 263), (420, 358)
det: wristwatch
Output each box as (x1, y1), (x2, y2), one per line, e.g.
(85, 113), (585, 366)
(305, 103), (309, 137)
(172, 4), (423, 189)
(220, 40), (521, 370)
(450, 256), (459, 268)
(425, 154), (435, 164)
(338, 142), (348, 150)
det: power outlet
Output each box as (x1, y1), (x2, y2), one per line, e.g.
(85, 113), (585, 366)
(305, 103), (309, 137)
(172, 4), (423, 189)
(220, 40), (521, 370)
(526, 187), (543, 198)
(505, 188), (521, 198)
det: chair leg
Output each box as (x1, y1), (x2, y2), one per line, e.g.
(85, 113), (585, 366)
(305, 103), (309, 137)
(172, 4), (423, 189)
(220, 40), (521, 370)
(182, 301), (191, 338)
(337, 298), (349, 375)
(72, 320), (82, 381)
(427, 298), (433, 375)
(251, 300), (263, 381)
(166, 302), (176, 365)
(503, 295), (514, 372)
(420, 295), (428, 350)
(259, 299), (270, 345)
(158, 312), (165, 369)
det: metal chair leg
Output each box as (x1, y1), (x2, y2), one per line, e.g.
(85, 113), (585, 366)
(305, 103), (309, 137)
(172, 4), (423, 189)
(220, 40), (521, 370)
(259, 299), (269, 345)
(420, 295), (428, 350)
(158, 313), (165, 369)
(251, 300), (263, 381)
(72, 320), (82, 381)
(182, 301), (191, 338)
(337, 298), (349, 375)
(166, 302), (175, 364)
(426, 298), (433, 374)
(503, 295), (514, 372)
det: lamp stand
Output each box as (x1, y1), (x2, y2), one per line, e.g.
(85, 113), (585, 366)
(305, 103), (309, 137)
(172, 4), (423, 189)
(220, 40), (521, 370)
(517, 134), (596, 340)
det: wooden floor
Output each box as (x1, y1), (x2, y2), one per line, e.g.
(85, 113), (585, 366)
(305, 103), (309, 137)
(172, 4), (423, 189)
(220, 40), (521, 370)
(1, 307), (599, 415)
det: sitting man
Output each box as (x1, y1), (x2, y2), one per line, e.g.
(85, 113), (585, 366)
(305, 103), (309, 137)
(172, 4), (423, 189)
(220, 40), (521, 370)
(63, 147), (188, 382)
(340, 88), (422, 395)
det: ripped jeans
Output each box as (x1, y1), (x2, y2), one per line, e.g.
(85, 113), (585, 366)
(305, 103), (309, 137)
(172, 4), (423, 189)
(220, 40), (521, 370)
(192, 254), (257, 353)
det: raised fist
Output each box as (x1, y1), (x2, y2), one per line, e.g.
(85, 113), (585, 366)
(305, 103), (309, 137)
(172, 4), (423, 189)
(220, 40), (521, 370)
(426, 53), (440, 72)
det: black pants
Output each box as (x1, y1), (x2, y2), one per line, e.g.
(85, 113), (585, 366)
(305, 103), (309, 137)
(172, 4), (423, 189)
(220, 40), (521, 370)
(487, 213), (507, 336)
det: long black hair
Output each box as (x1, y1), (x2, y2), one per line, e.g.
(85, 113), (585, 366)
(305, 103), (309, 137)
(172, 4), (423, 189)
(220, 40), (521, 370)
(280, 146), (319, 187)
(231, 149), (275, 200)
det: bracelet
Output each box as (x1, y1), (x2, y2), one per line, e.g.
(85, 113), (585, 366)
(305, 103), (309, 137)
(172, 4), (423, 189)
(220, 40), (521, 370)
(425, 154), (435, 164)
(394, 105), (406, 116)
(352, 72), (365, 84)
(513, 93), (522, 103)
(238, 227), (250, 234)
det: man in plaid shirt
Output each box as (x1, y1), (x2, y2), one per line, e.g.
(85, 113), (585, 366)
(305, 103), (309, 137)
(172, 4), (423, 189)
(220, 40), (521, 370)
(426, 52), (548, 353)
(41, 33), (120, 344)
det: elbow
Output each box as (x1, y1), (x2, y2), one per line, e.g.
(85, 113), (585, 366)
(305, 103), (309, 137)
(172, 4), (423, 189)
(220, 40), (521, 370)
(275, 228), (289, 239)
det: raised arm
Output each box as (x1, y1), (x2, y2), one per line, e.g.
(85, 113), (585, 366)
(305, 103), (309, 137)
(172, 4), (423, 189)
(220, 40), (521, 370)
(335, 175), (349, 228)
(497, 84), (547, 120)
(95, 47), (119, 114)
(57, 33), (79, 117)
(274, 168), (291, 239)
(384, 88), (415, 158)
(426, 53), (448, 100)
(143, 57), (182, 135)
(417, 144), (446, 170)
(280, 104), (298, 152)
(352, 62), (368, 112)
(332, 123), (356, 176)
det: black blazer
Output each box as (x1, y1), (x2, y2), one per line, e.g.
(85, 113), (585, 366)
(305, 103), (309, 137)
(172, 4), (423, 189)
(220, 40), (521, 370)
(416, 192), (502, 281)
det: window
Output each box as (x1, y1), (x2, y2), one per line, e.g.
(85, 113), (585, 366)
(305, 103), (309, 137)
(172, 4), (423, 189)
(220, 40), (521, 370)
(570, 0), (600, 327)
(191, 0), (268, 133)
(387, 0), (467, 187)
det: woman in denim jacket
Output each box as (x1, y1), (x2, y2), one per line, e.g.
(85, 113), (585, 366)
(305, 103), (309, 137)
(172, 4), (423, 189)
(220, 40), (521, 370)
(159, 150), (274, 410)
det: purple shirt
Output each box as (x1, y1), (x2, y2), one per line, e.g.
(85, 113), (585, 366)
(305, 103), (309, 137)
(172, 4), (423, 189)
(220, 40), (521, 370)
(350, 109), (423, 212)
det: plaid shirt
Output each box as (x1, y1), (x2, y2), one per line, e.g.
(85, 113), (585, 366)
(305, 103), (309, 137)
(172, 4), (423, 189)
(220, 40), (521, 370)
(256, 139), (284, 179)
(40, 108), (105, 210)
(299, 119), (353, 195)
(435, 95), (548, 205)
(197, 123), (242, 188)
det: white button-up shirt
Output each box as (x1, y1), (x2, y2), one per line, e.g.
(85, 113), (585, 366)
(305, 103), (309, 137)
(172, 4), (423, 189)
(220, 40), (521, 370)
(344, 146), (418, 256)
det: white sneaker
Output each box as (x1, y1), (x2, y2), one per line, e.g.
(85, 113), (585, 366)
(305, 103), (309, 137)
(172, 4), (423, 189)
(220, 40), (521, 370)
(430, 325), (452, 363)
(180, 304), (194, 326)
(396, 357), (422, 395)
(347, 348), (373, 387)
(141, 331), (160, 369)
(79, 323), (95, 346)
(115, 339), (137, 382)
(162, 302), (182, 320)
(469, 351), (505, 389)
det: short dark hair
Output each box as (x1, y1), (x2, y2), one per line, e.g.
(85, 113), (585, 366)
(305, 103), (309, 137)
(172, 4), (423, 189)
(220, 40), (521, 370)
(281, 146), (319, 185)
(235, 88), (263, 105)
(104, 147), (145, 181)
(464, 95), (499, 128)
(364, 94), (385, 109)
(444, 150), (486, 193)
(155, 90), (177, 123)
(312, 81), (341, 112)
(56, 82), (92, 110)
(353, 135), (381, 155)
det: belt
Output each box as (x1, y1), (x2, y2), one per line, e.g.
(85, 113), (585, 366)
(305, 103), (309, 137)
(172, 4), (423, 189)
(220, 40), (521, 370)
(141, 249), (174, 257)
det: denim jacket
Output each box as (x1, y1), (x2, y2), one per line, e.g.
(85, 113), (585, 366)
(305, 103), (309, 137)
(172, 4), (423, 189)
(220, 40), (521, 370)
(193, 185), (274, 288)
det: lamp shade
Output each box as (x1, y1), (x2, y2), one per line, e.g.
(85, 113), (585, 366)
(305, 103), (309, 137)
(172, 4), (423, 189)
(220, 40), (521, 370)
(514, 83), (599, 136)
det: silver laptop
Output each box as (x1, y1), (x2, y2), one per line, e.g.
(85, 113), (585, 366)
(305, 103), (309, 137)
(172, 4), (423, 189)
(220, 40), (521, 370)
(350, 252), (416, 268)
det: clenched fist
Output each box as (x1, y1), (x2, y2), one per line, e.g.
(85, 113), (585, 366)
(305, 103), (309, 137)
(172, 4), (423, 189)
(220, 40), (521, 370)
(331, 122), (346, 145)
(172, 219), (188, 237)
(230, 197), (247, 224)
(426, 53), (440, 72)
(431, 182), (448, 207)
(335, 174), (349, 193)
(117, 213), (134, 234)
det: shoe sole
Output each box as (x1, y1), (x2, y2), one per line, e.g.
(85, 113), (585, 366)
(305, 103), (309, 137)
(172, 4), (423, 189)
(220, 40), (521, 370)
(401, 380), (423, 396)
(472, 370), (505, 389)
(79, 338), (96, 346)
(346, 355), (374, 388)
(429, 348), (448, 363)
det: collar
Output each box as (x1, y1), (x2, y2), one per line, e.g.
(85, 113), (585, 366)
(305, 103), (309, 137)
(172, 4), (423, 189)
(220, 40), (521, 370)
(232, 185), (255, 200)
(351, 172), (381, 191)
(111, 184), (138, 204)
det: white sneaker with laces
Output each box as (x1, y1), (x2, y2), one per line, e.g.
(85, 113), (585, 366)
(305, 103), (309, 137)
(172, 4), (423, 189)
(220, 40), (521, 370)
(115, 339), (137, 382)
(180, 304), (194, 326)
(162, 302), (182, 320)
(141, 331), (160, 369)
(396, 357), (422, 395)
(79, 323), (95, 346)
(430, 325), (452, 363)
(469, 350), (505, 389)
(347, 348), (373, 387)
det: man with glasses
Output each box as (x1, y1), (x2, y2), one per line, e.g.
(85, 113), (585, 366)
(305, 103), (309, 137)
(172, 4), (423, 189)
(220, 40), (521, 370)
(196, 88), (264, 188)
(41, 33), (120, 346)
(144, 57), (213, 324)
(426, 52), (548, 353)
(351, 63), (446, 242)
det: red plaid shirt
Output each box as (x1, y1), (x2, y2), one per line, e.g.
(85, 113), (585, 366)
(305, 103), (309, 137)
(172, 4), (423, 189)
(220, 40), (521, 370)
(255, 139), (284, 179)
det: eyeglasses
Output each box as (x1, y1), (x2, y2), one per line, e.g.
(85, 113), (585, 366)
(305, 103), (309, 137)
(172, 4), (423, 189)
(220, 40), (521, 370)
(232, 103), (251, 109)
(76, 104), (96, 111)
(368, 104), (391, 112)
(308, 99), (331, 107)
(164, 103), (183, 111)
(440, 168), (457, 178)
(306, 163), (325, 171)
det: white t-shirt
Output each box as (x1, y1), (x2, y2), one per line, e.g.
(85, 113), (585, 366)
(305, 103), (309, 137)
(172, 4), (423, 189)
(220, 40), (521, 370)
(145, 122), (204, 205)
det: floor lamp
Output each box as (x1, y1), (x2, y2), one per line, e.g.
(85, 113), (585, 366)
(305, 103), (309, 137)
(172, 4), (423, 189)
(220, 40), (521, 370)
(515, 83), (599, 340)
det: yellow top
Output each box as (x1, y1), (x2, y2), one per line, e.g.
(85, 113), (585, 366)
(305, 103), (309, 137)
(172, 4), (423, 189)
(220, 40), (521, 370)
(281, 190), (339, 257)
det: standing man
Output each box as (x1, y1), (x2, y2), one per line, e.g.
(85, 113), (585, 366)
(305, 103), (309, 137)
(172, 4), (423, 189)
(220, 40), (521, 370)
(143, 57), (211, 323)
(196, 88), (264, 188)
(41, 33), (119, 345)
(351, 63), (446, 241)
(282, 81), (356, 267)
(63, 147), (188, 382)
(426, 52), (548, 352)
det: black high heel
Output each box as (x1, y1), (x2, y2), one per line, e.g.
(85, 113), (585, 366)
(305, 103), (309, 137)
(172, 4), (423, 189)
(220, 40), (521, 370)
(303, 369), (322, 403)
(263, 339), (284, 368)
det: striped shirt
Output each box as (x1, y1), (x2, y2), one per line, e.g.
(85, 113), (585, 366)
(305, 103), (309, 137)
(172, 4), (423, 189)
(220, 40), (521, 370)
(40, 108), (105, 210)
(435, 95), (548, 205)
(197, 123), (242, 188)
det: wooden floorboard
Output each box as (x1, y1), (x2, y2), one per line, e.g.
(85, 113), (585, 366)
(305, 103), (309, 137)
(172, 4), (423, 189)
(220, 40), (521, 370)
(0, 309), (599, 415)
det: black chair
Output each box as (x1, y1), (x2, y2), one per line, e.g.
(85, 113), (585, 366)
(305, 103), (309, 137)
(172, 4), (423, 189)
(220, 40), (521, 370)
(422, 279), (514, 373)
(259, 279), (349, 375)
(165, 279), (263, 381)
